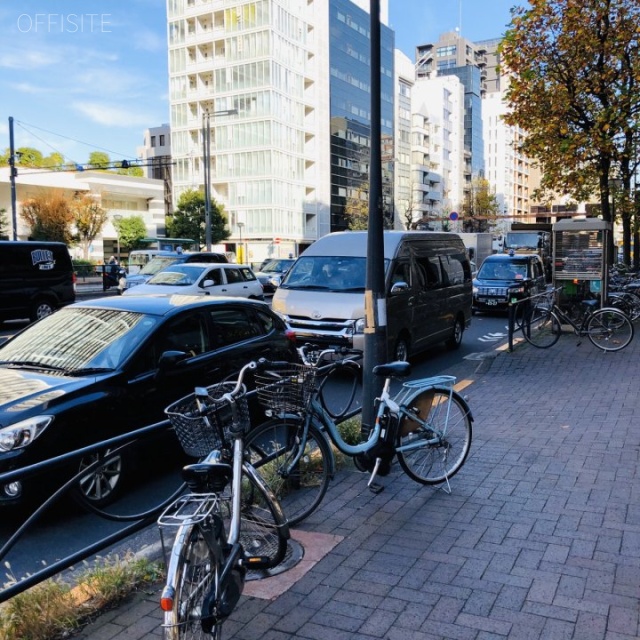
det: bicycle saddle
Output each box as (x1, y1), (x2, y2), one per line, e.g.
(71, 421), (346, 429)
(182, 462), (233, 493)
(373, 361), (412, 377)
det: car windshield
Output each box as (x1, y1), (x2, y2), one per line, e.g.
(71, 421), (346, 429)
(139, 256), (179, 276)
(478, 260), (528, 281)
(261, 259), (294, 274)
(147, 265), (205, 286)
(281, 256), (368, 291)
(0, 307), (160, 372)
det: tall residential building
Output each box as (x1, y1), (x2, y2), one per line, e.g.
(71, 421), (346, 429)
(166, 0), (392, 263)
(137, 124), (173, 217)
(415, 31), (487, 193)
(393, 50), (414, 229)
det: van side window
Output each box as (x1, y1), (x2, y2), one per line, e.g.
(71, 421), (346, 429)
(390, 262), (411, 288)
(440, 255), (465, 286)
(415, 256), (442, 289)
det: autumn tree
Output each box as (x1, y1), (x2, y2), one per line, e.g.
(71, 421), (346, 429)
(344, 182), (394, 231)
(114, 215), (148, 253)
(166, 189), (230, 248)
(500, 0), (640, 263)
(21, 191), (75, 243)
(461, 178), (500, 232)
(72, 195), (109, 260)
(0, 208), (8, 239)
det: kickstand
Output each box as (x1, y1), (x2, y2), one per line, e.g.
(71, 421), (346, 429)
(367, 458), (385, 494)
(434, 474), (452, 495)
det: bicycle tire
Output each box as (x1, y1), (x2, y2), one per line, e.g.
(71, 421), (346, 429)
(245, 418), (332, 526)
(522, 306), (561, 348)
(163, 522), (221, 640)
(587, 308), (634, 351)
(318, 361), (361, 419)
(396, 388), (472, 485)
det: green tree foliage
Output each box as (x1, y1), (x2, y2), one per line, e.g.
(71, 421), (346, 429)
(344, 182), (394, 231)
(72, 195), (109, 260)
(114, 215), (147, 252)
(166, 189), (230, 247)
(20, 191), (75, 243)
(88, 151), (111, 169)
(0, 207), (8, 239)
(501, 0), (640, 261)
(461, 178), (500, 232)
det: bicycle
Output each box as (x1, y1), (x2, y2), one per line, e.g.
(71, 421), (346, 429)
(522, 291), (634, 351)
(244, 346), (473, 525)
(158, 361), (289, 640)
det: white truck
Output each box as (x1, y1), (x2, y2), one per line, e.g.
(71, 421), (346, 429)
(457, 233), (494, 270)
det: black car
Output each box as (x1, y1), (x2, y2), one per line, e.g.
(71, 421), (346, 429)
(472, 253), (547, 313)
(254, 258), (295, 294)
(0, 295), (297, 508)
(0, 241), (76, 323)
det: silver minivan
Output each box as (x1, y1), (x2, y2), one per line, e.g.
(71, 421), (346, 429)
(272, 231), (473, 361)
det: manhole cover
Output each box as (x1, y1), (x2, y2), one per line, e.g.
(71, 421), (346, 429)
(246, 539), (304, 581)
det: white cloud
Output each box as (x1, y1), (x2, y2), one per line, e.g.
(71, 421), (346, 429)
(0, 49), (59, 69)
(11, 82), (48, 94)
(135, 29), (165, 53)
(72, 101), (155, 127)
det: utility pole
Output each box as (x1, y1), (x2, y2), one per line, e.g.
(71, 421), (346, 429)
(202, 109), (238, 252)
(361, 0), (387, 434)
(8, 117), (18, 241)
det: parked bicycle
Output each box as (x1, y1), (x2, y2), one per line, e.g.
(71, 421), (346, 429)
(244, 345), (473, 525)
(158, 361), (289, 640)
(522, 289), (634, 351)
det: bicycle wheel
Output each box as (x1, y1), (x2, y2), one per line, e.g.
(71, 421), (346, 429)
(235, 462), (289, 568)
(163, 523), (221, 640)
(587, 308), (634, 351)
(319, 361), (362, 419)
(245, 419), (332, 526)
(522, 306), (561, 348)
(396, 388), (472, 485)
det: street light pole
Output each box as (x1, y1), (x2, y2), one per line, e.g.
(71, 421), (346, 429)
(202, 108), (238, 251)
(237, 221), (244, 263)
(113, 214), (123, 262)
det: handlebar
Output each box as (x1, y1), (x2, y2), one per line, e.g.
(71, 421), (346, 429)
(296, 343), (363, 367)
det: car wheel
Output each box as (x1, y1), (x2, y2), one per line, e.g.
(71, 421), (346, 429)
(31, 298), (55, 322)
(75, 448), (127, 508)
(446, 317), (464, 350)
(394, 336), (410, 362)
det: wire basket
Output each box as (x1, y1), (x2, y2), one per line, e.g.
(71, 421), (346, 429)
(165, 382), (250, 457)
(255, 364), (317, 414)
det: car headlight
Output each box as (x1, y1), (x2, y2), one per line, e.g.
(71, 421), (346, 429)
(472, 286), (478, 295)
(354, 318), (366, 334)
(509, 286), (525, 295)
(0, 416), (53, 452)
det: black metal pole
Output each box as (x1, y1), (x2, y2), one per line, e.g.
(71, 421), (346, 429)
(9, 116), (18, 241)
(361, 0), (386, 435)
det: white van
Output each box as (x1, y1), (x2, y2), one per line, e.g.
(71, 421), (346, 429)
(272, 231), (473, 361)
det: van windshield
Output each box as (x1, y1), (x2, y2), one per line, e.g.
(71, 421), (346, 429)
(139, 256), (180, 276)
(281, 256), (368, 292)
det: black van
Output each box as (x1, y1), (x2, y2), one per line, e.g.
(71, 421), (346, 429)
(273, 231), (473, 361)
(0, 241), (76, 323)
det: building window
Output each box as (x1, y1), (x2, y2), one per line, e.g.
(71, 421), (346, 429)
(159, 134), (165, 146)
(150, 136), (156, 147)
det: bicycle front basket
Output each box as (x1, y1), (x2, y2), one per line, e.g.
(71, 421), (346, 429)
(165, 382), (250, 457)
(255, 363), (317, 413)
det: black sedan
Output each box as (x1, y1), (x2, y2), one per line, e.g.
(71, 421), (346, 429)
(0, 295), (297, 508)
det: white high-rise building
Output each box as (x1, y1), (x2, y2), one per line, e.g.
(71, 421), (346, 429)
(166, 0), (330, 263)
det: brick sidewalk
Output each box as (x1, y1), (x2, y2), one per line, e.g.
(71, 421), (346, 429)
(74, 332), (640, 639)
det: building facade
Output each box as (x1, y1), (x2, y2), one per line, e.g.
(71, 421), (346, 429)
(138, 124), (173, 217)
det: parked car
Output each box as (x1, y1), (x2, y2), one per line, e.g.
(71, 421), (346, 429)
(472, 252), (546, 313)
(254, 258), (295, 294)
(122, 263), (264, 300)
(124, 251), (228, 290)
(0, 241), (76, 323)
(0, 295), (297, 508)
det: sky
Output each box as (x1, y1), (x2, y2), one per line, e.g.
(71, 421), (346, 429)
(0, 0), (519, 167)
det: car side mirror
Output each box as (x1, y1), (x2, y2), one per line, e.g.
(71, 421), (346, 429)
(390, 281), (410, 295)
(156, 350), (188, 378)
(202, 279), (216, 288)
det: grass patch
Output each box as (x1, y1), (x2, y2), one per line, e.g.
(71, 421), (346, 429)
(0, 553), (164, 640)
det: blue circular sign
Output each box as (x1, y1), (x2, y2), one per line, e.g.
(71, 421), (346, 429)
(449, 211), (459, 221)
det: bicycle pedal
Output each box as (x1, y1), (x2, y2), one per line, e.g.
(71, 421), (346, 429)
(368, 482), (384, 494)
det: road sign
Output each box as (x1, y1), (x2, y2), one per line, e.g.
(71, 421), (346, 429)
(449, 211), (459, 221)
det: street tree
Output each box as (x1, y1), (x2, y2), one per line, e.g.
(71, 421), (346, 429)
(344, 182), (394, 231)
(72, 195), (109, 260)
(21, 191), (75, 243)
(113, 215), (147, 253)
(461, 178), (500, 232)
(500, 0), (640, 262)
(0, 208), (8, 239)
(88, 151), (111, 169)
(166, 189), (230, 248)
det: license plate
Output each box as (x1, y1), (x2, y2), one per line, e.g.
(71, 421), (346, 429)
(479, 298), (499, 306)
